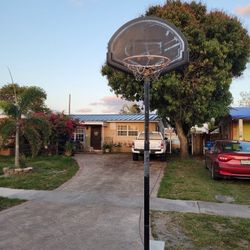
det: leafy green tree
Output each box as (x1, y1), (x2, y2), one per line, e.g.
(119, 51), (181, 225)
(120, 103), (142, 114)
(0, 84), (49, 166)
(102, 0), (250, 157)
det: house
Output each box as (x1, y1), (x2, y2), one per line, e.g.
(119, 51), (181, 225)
(221, 107), (250, 141)
(191, 107), (250, 155)
(190, 124), (209, 155)
(71, 114), (161, 152)
(164, 128), (180, 153)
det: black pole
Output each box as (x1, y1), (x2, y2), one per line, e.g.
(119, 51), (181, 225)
(144, 77), (150, 250)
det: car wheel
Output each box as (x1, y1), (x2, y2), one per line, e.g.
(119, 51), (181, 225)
(132, 153), (139, 161)
(211, 164), (219, 180)
(205, 158), (208, 169)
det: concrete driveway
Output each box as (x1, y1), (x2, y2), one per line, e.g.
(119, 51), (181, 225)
(0, 154), (165, 250)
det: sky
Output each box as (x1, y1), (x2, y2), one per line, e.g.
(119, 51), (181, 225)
(0, 0), (250, 114)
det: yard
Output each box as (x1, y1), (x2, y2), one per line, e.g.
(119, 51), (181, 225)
(0, 197), (25, 212)
(151, 211), (250, 250)
(153, 156), (250, 249)
(0, 155), (79, 190)
(158, 156), (250, 204)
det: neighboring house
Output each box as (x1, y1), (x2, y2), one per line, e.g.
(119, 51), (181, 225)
(221, 107), (250, 141)
(71, 114), (161, 152)
(190, 124), (209, 156)
(192, 107), (250, 155)
(164, 128), (180, 153)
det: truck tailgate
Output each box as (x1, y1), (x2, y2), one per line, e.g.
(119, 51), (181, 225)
(150, 140), (162, 150)
(134, 140), (162, 150)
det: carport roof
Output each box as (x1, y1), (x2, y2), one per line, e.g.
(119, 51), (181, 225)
(71, 114), (159, 122)
(230, 107), (250, 119)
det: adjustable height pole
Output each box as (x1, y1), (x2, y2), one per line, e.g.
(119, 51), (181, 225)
(144, 77), (150, 250)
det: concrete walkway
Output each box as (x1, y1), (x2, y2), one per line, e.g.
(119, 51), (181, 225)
(1, 187), (250, 219)
(0, 154), (165, 250)
(0, 154), (250, 250)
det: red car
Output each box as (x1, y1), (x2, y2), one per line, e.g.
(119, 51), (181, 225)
(205, 140), (250, 180)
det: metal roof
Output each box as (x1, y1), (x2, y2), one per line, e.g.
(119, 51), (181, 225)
(71, 114), (159, 122)
(230, 107), (250, 119)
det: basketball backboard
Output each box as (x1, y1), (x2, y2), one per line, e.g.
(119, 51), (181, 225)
(107, 16), (189, 79)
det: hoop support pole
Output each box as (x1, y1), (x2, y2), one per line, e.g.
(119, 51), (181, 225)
(144, 77), (150, 250)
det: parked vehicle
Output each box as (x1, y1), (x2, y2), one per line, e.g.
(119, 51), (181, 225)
(205, 140), (250, 180)
(132, 131), (166, 161)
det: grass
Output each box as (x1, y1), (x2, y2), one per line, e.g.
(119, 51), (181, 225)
(0, 155), (79, 190)
(151, 211), (250, 250)
(0, 197), (25, 211)
(158, 156), (250, 204)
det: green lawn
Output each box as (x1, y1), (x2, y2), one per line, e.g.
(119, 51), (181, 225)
(151, 211), (250, 250)
(158, 156), (250, 204)
(0, 155), (79, 190)
(0, 197), (25, 211)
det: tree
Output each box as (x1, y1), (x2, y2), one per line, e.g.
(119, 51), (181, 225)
(0, 84), (49, 166)
(102, 0), (250, 157)
(46, 112), (79, 154)
(239, 91), (250, 106)
(120, 103), (142, 114)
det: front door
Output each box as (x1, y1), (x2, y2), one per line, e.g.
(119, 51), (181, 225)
(90, 126), (102, 150)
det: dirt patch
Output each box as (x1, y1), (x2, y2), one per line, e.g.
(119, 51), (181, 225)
(151, 212), (194, 250)
(238, 239), (250, 249)
(215, 195), (235, 203)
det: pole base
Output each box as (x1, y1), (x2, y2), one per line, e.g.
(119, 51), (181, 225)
(150, 240), (165, 250)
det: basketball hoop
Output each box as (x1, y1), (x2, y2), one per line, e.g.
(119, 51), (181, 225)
(123, 55), (171, 81)
(107, 16), (189, 80)
(106, 16), (189, 250)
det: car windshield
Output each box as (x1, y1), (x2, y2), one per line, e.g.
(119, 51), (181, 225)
(138, 133), (162, 140)
(222, 141), (250, 152)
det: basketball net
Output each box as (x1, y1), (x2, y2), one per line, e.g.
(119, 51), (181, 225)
(123, 55), (171, 81)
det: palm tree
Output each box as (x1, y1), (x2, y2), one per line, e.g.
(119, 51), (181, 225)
(0, 83), (50, 167)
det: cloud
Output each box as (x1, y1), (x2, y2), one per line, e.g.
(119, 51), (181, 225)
(100, 96), (126, 106)
(101, 108), (117, 113)
(235, 4), (250, 17)
(89, 101), (100, 106)
(90, 95), (128, 113)
(75, 95), (142, 114)
(90, 96), (124, 106)
(88, 95), (142, 114)
(77, 108), (92, 113)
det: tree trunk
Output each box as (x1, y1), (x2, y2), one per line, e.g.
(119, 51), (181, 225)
(175, 120), (189, 158)
(15, 120), (20, 168)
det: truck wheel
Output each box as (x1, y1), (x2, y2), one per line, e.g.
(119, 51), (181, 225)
(133, 153), (139, 161)
(160, 153), (166, 161)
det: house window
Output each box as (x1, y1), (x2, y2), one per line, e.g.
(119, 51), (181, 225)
(128, 131), (138, 136)
(117, 125), (138, 136)
(117, 125), (128, 136)
(74, 127), (85, 142)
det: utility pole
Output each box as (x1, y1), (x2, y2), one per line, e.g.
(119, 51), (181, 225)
(68, 94), (71, 116)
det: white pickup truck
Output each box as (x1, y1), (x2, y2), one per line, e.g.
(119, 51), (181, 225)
(131, 131), (167, 161)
